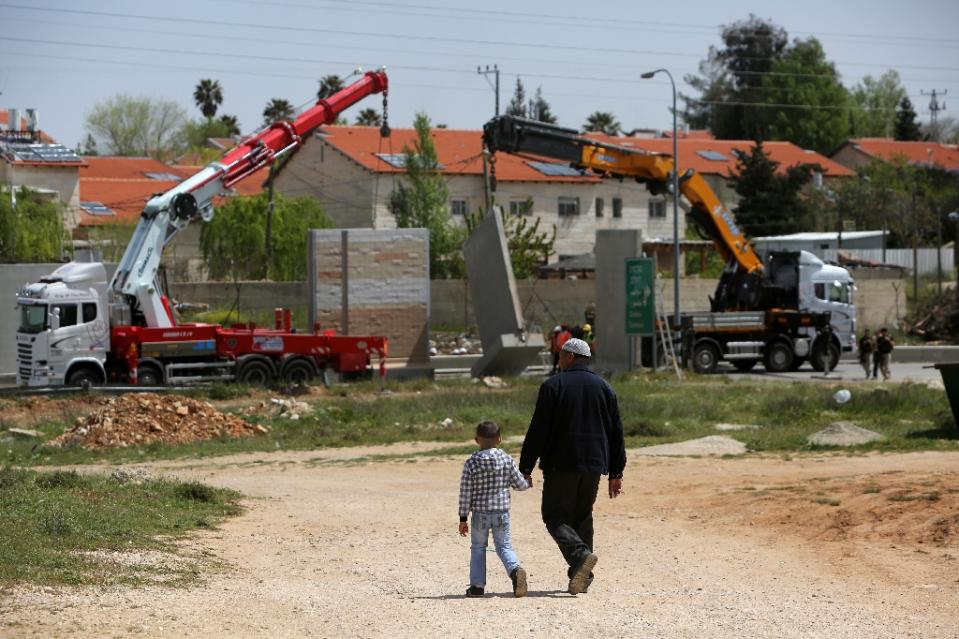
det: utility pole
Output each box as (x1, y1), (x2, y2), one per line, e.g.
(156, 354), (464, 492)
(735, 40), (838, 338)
(477, 65), (500, 117)
(921, 89), (947, 140)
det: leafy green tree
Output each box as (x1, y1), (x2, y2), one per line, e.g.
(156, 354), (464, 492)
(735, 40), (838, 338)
(464, 200), (556, 279)
(387, 112), (464, 279)
(218, 114), (241, 136)
(317, 74), (344, 100)
(681, 15), (788, 139)
(354, 108), (382, 126)
(193, 79), (223, 120)
(759, 38), (850, 153)
(262, 99), (295, 126)
(528, 87), (557, 124)
(180, 118), (234, 150)
(0, 187), (66, 262)
(199, 193), (333, 281)
(923, 115), (959, 144)
(894, 97), (923, 141)
(729, 141), (819, 236)
(582, 111), (621, 135)
(849, 70), (907, 138)
(85, 94), (188, 159)
(506, 78), (527, 117)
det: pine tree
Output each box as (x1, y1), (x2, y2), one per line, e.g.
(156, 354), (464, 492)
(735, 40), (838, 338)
(528, 87), (557, 124)
(506, 78), (527, 117)
(894, 97), (923, 141)
(730, 141), (817, 236)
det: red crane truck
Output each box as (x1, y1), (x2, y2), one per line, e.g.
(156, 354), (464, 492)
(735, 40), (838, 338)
(16, 71), (390, 387)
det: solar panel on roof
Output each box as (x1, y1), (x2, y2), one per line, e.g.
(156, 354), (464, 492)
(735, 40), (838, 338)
(373, 153), (443, 170)
(80, 201), (115, 216)
(3, 142), (81, 163)
(527, 161), (585, 177)
(143, 172), (183, 181)
(696, 150), (728, 162)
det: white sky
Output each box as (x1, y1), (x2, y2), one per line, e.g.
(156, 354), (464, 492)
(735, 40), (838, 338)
(1, 0), (958, 149)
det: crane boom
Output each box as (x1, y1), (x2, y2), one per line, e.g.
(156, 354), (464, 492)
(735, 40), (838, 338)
(482, 116), (766, 310)
(111, 70), (389, 328)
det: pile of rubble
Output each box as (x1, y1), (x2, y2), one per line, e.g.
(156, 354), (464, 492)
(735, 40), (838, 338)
(904, 290), (959, 342)
(429, 331), (481, 356)
(50, 393), (268, 450)
(242, 398), (313, 421)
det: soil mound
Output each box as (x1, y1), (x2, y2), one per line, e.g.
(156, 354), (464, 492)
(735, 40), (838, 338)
(636, 435), (748, 456)
(50, 393), (268, 450)
(807, 421), (882, 447)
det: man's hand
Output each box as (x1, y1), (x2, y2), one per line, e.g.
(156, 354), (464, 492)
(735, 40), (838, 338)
(458, 521), (468, 536)
(608, 478), (623, 499)
(524, 474), (533, 488)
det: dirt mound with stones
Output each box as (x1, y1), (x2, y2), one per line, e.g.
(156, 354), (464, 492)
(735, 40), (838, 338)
(50, 393), (268, 450)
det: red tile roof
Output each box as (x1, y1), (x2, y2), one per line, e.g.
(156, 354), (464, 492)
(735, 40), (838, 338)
(317, 126), (852, 181)
(78, 156), (268, 226)
(317, 126), (600, 183)
(845, 138), (959, 172)
(583, 134), (854, 178)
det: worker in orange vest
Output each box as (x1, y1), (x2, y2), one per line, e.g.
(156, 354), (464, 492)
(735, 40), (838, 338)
(550, 324), (572, 374)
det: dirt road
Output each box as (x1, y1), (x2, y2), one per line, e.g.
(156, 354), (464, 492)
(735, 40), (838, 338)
(3, 445), (958, 638)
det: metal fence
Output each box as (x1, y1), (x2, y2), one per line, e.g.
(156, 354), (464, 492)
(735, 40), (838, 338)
(819, 248), (954, 275)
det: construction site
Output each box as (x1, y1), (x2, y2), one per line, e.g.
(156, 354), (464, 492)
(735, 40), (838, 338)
(2, 1), (959, 637)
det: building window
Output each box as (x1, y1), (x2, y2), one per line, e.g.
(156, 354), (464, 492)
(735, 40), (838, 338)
(510, 199), (532, 216)
(595, 197), (604, 218)
(648, 198), (666, 218)
(558, 196), (580, 217)
(612, 197), (623, 218)
(451, 199), (468, 216)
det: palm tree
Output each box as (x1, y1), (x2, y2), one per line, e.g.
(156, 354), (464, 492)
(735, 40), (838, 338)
(193, 79), (223, 120)
(317, 74), (344, 100)
(582, 111), (622, 135)
(218, 114), (241, 136)
(262, 99), (295, 126)
(354, 108), (382, 127)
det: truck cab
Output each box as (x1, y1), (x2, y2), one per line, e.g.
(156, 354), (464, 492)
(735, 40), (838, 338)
(16, 262), (109, 386)
(799, 252), (856, 354)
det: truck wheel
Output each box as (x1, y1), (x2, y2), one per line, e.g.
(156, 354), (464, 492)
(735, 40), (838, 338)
(137, 363), (163, 386)
(732, 359), (757, 372)
(237, 359), (274, 386)
(811, 341), (840, 372)
(66, 366), (103, 386)
(692, 342), (720, 374)
(763, 341), (794, 373)
(282, 359), (315, 385)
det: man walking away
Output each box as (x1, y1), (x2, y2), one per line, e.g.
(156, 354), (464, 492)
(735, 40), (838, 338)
(858, 329), (875, 379)
(520, 338), (626, 595)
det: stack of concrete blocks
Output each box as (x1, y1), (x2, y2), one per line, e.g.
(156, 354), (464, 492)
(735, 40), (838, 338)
(307, 229), (430, 366)
(593, 229), (643, 374)
(463, 208), (545, 377)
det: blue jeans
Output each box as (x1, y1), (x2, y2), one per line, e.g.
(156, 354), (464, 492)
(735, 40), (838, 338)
(470, 511), (521, 587)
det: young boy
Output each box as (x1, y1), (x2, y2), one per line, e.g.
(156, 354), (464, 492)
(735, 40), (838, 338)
(458, 420), (530, 598)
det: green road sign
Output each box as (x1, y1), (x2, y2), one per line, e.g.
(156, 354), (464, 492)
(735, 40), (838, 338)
(625, 258), (655, 335)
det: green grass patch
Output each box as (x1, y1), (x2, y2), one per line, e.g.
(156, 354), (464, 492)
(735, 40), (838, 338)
(2, 375), (957, 467)
(0, 467), (241, 587)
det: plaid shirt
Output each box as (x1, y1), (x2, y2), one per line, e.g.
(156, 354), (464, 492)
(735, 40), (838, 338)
(458, 448), (529, 521)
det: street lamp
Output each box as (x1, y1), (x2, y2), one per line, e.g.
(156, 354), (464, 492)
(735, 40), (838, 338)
(641, 68), (680, 334)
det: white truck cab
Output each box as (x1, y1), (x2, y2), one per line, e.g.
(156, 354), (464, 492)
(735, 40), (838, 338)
(798, 251), (856, 354)
(16, 262), (109, 386)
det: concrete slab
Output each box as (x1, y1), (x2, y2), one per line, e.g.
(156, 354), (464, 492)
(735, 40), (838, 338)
(593, 230), (643, 374)
(469, 332), (546, 378)
(463, 208), (543, 377)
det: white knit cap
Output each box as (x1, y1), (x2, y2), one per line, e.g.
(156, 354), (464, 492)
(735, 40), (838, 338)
(561, 337), (591, 357)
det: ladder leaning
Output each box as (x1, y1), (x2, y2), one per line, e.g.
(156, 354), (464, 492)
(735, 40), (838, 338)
(656, 280), (684, 381)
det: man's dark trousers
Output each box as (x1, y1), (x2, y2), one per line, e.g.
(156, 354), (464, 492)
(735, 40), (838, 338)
(541, 470), (600, 569)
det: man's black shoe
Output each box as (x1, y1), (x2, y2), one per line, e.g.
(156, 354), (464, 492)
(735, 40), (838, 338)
(510, 567), (528, 598)
(465, 586), (485, 597)
(582, 572), (594, 593)
(568, 553), (598, 595)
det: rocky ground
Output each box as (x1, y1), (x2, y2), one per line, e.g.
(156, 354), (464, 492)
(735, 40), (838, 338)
(1, 445), (956, 638)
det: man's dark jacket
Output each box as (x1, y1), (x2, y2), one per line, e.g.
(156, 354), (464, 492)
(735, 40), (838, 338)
(520, 362), (626, 478)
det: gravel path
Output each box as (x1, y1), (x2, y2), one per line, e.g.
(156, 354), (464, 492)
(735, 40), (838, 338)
(3, 448), (957, 638)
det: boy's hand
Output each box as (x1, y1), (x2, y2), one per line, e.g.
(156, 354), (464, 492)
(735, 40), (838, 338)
(458, 521), (468, 536)
(524, 474), (533, 487)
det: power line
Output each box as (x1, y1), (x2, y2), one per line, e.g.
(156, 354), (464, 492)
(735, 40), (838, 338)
(3, 4), (958, 74)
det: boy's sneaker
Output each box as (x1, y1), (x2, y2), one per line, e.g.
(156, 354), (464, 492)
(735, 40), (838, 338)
(465, 586), (485, 597)
(581, 572), (595, 593)
(510, 567), (528, 598)
(568, 553), (598, 595)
